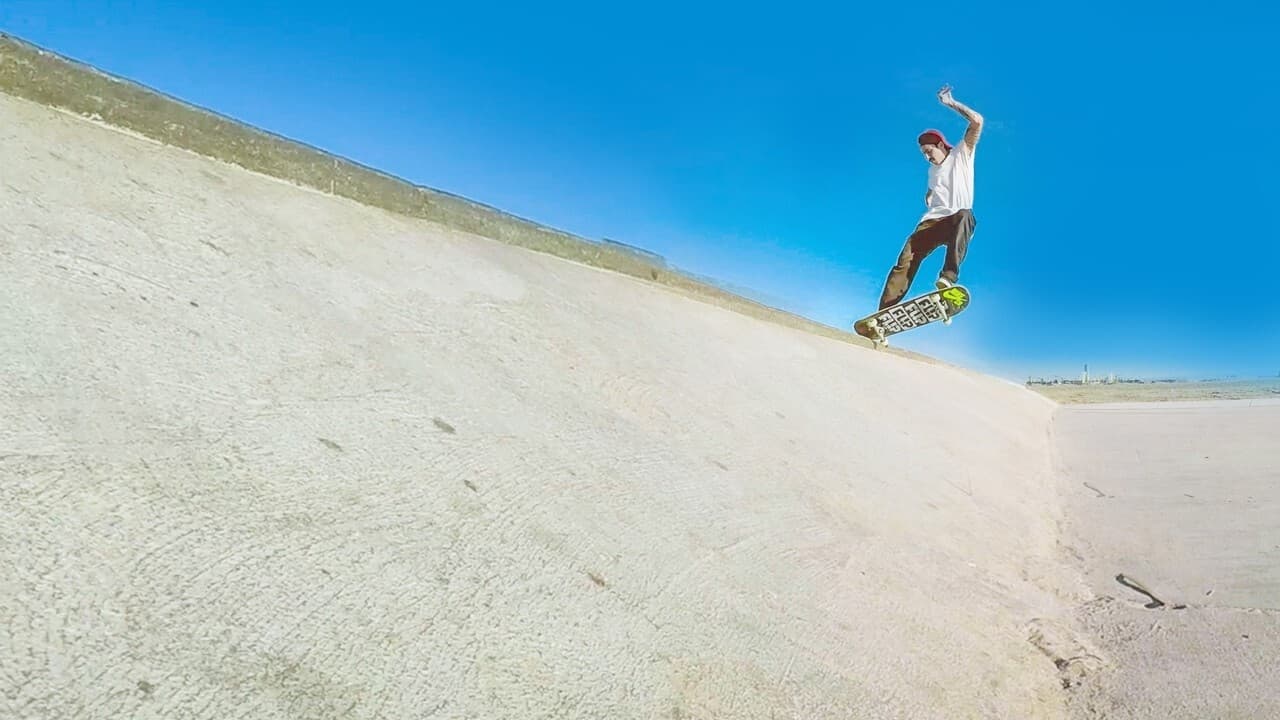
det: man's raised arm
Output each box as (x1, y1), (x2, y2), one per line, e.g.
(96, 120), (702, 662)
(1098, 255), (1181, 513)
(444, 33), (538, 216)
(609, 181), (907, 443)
(937, 84), (983, 149)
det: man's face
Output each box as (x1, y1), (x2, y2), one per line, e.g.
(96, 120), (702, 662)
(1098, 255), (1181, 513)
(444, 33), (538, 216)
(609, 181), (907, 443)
(920, 143), (947, 165)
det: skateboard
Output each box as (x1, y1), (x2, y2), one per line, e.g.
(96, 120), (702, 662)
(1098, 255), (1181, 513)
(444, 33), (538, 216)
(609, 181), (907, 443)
(852, 284), (971, 348)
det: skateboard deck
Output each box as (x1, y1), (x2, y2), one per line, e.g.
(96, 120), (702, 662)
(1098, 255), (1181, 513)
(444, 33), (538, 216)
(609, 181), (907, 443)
(853, 284), (971, 347)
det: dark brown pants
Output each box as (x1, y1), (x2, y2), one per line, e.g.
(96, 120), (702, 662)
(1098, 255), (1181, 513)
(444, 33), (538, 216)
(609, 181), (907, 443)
(878, 209), (975, 310)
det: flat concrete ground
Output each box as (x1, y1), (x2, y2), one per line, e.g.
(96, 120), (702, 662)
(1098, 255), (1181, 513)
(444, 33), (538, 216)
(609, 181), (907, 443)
(1051, 399), (1280, 719)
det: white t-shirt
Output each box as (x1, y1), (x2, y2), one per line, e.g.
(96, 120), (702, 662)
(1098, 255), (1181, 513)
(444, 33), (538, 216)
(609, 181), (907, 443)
(920, 140), (975, 223)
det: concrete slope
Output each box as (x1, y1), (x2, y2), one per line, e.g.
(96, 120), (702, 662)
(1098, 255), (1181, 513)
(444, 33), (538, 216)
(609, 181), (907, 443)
(2, 91), (1086, 719)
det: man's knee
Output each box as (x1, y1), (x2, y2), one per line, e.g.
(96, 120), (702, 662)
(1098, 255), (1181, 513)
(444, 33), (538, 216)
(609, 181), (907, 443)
(891, 246), (914, 270)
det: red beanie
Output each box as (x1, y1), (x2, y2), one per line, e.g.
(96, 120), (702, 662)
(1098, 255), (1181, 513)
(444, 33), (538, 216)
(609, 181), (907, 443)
(917, 129), (952, 149)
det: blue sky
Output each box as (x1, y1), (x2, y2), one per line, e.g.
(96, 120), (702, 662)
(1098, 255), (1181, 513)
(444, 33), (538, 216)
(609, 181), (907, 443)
(4, 1), (1276, 380)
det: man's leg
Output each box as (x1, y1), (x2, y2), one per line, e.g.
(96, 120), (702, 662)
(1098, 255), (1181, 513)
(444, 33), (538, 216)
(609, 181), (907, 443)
(938, 209), (976, 285)
(878, 219), (944, 309)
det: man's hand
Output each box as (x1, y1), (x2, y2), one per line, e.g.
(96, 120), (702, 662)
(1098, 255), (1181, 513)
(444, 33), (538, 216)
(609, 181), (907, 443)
(937, 84), (957, 108)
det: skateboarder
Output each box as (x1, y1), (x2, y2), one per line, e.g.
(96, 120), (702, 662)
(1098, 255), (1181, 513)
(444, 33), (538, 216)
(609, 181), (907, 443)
(876, 84), (984, 310)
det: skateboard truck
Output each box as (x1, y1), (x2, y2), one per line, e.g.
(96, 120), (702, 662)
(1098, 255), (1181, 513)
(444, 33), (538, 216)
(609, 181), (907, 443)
(930, 293), (952, 325)
(865, 318), (888, 348)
